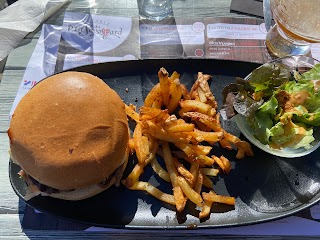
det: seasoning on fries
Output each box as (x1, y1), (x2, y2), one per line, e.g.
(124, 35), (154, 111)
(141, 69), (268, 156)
(122, 68), (254, 220)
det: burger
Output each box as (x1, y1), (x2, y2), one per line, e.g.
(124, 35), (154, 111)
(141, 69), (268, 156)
(8, 71), (129, 201)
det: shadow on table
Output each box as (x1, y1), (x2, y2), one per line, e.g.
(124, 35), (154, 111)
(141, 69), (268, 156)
(21, 202), (91, 230)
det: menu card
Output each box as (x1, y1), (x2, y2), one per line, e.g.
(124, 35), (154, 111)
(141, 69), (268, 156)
(55, 12), (140, 72)
(9, 12), (320, 234)
(204, 17), (272, 63)
(140, 18), (207, 59)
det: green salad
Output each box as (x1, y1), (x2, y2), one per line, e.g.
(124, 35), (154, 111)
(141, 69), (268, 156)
(222, 62), (320, 150)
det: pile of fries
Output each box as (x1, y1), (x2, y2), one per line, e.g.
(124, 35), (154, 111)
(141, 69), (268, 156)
(123, 68), (253, 219)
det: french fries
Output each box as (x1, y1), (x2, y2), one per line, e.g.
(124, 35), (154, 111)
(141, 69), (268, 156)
(123, 68), (253, 220)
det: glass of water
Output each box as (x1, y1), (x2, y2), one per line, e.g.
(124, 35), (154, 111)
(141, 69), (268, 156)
(138, 0), (173, 21)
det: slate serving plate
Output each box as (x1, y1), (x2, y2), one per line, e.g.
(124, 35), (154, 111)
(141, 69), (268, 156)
(9, 58), (320, 229)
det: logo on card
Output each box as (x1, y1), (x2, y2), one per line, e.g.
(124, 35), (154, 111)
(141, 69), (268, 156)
(62, 13), (132, 53)
(23, 80), (37, 89)
(67, 23), (123, 40)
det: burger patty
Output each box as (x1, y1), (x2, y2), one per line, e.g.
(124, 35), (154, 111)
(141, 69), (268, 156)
(18, 163), (124, 195)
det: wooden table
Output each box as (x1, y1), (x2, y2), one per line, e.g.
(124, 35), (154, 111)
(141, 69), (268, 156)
(4, 0), (312, 239)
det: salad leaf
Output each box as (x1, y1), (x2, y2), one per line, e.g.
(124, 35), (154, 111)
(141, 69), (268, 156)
(269, 122), (314, 149)
(248, 110), (274, 144)
(233, 92), (263, 117)
(293, 132), (314, 149)
(248, 62), (291, 97)
(300, 63), (320, 80)
(305, 91), (320, 112)
(293, 111), (320, 126)
(282, 79), (314, 94)
(258, 95), (278, 115)
(269, 122), (284, 137)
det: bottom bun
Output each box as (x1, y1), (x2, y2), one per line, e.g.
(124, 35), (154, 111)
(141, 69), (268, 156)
(40, 177), (117, 201)
(22, 146), (129, 201)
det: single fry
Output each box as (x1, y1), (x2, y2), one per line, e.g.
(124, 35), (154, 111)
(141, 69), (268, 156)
(167, 78), (183, 113)
(219, 138), (233, 150)
(166, 123), (195, 133)
(133, 123), (148, 164)
(144, 83), (161, 107)
(192, 128), (223, 143)
(189, 144), (212, 156)
(236, 148), (246, 159)
(197, 87), (207, 103)
(151, 95), (163, 109)
(189, 162), (200, 186)
(123, 163), (145, 188)
(158, 68), (171, 107)
(150, 157), (170, 182)
(128, 138), (135, 152)
(169, 71), (180, 81)
(220, 155), (231, 174)
(173, 185), (187, 212)
(224, 131), (240, 144)
(146, 121), (190, 143)
(201, 168), (219, 177)
(180, 100), (212, 115)
(124, 139), (159, 187)
(129, 181), (176, 206)
(208, 107), (217, 117)
(141, 135), (150, 157)
(183, 112), (221, 132)
(202, 174), (214, 189)
(195, 155), (215, 166)
(162, 141), (186, 211)
(177, 176), (203, 207)
(193, 170), (203, 194)
(139, 107), (168, 121)
(199, 200), (213, 219)
(173, 157), (195, 185)
(180, 84), (191, 100)
(175, 142), (212, 157)
(174, 142), (194, 157)
(125, 104), (140, 123)
(194, 119), (211, 132)
(202, 190), (235, 206)
(235, 141), (254, 158)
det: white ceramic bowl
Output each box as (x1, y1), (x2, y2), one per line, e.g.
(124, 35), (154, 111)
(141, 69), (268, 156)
(235, 55), (320, 158)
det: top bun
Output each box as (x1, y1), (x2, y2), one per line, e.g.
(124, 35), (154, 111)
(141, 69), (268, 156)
(9, 72), (129, 190)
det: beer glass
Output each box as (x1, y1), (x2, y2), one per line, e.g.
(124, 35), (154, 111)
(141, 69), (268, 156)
(266, 0), (320, 57)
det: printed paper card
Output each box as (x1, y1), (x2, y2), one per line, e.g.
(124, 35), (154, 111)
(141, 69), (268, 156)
(10, 24), (62, 117)
(139, 18), (184, 58)
(140, 18), (206, 59)
(56, 12), (140, 72)
(204, 17), (272, 63)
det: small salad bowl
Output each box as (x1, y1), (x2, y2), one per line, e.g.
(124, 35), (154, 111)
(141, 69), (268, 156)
(230, 55), (320, 158)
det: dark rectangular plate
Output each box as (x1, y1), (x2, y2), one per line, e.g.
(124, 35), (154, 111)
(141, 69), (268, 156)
(10, 58), (320, 229)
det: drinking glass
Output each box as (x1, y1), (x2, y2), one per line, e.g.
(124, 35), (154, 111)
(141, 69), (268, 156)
(138, 0), (173, 21)
(265, 0), (320, 57)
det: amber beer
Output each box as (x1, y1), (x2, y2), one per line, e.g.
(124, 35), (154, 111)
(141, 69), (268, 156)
(266, 0), (320, 57)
